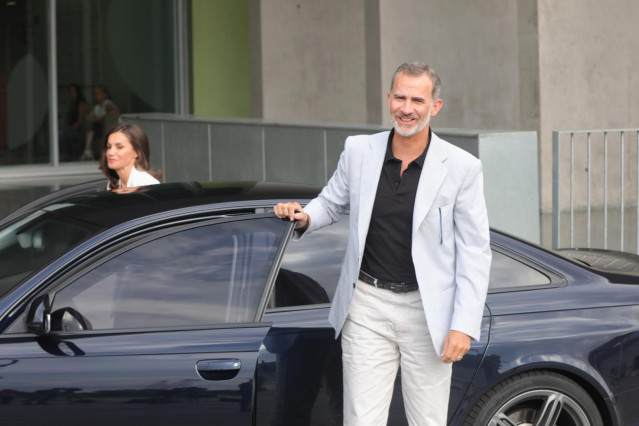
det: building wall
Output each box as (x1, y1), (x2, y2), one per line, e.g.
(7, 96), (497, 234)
(6, 0), (638, 222)
(256, 0), (368, 124)
(125, 113), (541, 243)
(254, 0), (544, 202)
(377, 0), (529, 133)
(538, 0), (639, 211)
(254, 0), (538, 131)
(254, 0), (639, 214)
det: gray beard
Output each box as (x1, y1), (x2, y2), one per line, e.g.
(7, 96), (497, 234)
(393, 113), (430, 137)
(392, 104), (433, 137)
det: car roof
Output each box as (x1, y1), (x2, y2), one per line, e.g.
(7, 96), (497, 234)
(25, 181), (322, 229)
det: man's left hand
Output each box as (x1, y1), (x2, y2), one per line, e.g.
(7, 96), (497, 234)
(440, 330), (471, 364)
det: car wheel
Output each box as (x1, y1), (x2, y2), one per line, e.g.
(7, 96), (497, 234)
(464, 370), (603, 426)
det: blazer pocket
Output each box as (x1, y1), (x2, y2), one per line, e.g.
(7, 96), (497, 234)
(425, 202), (454, 218)
(424, 203), (454, 245)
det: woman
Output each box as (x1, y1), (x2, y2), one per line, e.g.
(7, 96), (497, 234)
(99, 122), (161, 189)
(58, 83), (87, 161)
(82, 84), (119, 161)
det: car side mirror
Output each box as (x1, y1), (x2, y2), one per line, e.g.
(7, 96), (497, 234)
(26, 294), (51, 335)
(50, 307), (92, 332)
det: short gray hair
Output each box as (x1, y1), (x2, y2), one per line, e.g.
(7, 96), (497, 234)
(390, 62), (442, 100)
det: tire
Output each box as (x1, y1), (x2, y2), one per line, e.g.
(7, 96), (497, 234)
(464, 370), (603, 426)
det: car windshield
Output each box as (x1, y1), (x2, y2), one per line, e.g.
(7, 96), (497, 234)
(0, 210), (101, 300)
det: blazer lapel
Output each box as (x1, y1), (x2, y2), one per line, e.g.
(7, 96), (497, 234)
(413, 134), (449, 236)
(357, 133), (387, 252)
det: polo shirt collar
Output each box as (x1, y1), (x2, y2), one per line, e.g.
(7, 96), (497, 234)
(384, 127), (433, 168)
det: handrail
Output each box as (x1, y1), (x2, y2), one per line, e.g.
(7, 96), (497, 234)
(552, 129), (639, 252)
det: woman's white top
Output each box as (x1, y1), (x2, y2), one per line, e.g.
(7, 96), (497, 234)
(107, 167), (160, 189)
(94, 99), (119, 119)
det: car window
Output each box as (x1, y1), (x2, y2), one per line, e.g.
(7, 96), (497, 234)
(46, 217), (288, 331)
(270, 218), (349, 308)
(0, 210), (100, 301)
(268, 221), (551, 304)
(489, 250), (551, 291)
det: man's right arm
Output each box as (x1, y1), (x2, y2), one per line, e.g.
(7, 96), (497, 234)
(273, 202), (310, 231)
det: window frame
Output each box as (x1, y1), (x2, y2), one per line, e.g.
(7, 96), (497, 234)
(266, 216), (351, 312)
(264, 221), (569, 306)
(4, 213), (293, 335)
(488, 243), (565, 294)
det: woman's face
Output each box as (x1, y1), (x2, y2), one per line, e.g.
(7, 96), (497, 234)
(105, 131), (138, 173)
(93, 87), (106, 103)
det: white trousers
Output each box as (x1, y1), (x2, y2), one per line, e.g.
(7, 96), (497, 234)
(341, 280), (452, 426)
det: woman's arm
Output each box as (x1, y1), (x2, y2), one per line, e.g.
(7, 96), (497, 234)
(105, 102), (117, 116)
(71, 102), (86, 129)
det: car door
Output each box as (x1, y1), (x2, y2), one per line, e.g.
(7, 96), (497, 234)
(256, 217), (349, 425)
(0, 215), (291, 425)
(256, 216), (492, 425)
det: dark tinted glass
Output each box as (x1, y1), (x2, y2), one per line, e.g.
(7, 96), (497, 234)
(271, 218), (349, 308)
(489, 250), (551, 291)
(50, 217), (287, 330)
(0, 210), (100, 300)
(0, 0), (50, 165)
(55, 0), (177, 163)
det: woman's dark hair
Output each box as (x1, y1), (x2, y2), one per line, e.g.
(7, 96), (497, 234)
(99, 121), (152, 189)
(65, 83), (86, 127)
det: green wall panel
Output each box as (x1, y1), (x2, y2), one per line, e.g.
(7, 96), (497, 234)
(191, 0), (251, 117)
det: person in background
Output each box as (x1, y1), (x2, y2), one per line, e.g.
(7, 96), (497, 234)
(82, 84), (119, 161)
(99, 122), (161, 190)
(58, 83), (87, 161)
(274, 62), (491, 425)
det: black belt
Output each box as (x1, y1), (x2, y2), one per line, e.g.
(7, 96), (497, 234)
(358, 270), (419, 293)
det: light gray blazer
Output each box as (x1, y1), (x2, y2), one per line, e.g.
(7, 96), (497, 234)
(303, 130), (492, 355)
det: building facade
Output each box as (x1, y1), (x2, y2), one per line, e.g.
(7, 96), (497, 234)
(2, 0), (638, 213)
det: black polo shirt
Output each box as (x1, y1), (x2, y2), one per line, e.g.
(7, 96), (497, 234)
(360, 128), (432, 286)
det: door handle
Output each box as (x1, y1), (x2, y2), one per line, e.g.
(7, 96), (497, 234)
(196, 359), (242, 381)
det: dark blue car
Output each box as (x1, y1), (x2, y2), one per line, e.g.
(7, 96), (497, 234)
(0, 181), (638, 425)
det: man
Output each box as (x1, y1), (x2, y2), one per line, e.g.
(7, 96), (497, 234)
(274, 62), (491, 425)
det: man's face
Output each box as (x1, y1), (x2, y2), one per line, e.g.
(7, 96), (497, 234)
(388, 72), (442, 138)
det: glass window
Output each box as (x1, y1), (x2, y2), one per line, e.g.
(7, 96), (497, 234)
(56, 0), (177, 162)
(489, 250), (552, 291)
(0, 0), (179, 166)
(271, 218), (349, 308)
(0, 1), (51, 165)
(49, 217), (287, 331)
(0, 211), (100, 300)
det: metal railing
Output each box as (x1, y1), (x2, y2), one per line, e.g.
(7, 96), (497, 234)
(552, 128), (639, 251)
